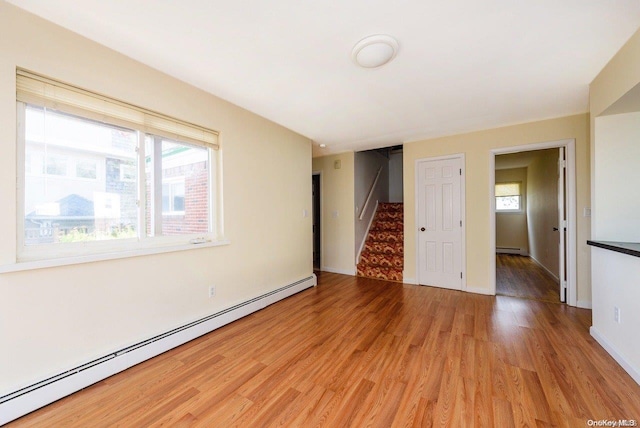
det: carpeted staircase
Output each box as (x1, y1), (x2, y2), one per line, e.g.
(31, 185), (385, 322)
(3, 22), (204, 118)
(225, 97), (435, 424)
(357, 202), (404, 281)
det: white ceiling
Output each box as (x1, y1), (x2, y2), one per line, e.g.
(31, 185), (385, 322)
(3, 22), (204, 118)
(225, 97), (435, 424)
(8, 0), (640, 156)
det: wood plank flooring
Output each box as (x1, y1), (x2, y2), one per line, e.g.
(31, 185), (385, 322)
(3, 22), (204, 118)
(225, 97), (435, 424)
(496, 254), (560, 303)
(9, 272), (640, 427)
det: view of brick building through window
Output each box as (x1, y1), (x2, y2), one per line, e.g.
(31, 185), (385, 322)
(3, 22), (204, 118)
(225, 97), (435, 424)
(145, 140), (209, 237)
(162, 163), (209, 235)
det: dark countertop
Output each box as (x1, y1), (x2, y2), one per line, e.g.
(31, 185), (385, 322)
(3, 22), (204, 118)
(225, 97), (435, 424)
(587, 240), (640, 258)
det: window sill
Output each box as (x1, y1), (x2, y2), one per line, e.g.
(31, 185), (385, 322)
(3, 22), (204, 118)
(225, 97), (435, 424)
(0, 239), (230, 274)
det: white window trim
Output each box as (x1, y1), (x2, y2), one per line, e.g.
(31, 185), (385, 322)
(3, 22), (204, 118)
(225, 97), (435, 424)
(16, 97), (223, 264)
(1, 239), (230, 273)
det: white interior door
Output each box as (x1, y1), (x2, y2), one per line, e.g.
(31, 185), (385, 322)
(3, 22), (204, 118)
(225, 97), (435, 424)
(417, 157), (463, 290)
(558, 147), (567, 302)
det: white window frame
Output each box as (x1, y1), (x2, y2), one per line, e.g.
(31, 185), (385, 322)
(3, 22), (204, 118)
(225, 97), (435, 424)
(15, 72), (224, 266)
(162, 177), (186, 216)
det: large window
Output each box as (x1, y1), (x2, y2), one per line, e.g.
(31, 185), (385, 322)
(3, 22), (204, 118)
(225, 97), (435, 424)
(495, 182), (522, 212)
(17, 70), (220, 261)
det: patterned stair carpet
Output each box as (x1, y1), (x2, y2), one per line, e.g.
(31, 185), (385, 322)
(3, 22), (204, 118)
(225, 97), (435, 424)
(357, 202), (404, 281)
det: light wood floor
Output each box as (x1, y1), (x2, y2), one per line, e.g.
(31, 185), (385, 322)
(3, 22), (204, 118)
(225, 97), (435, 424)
(9, 272), (640, 427)
(496, 254), (560, 303)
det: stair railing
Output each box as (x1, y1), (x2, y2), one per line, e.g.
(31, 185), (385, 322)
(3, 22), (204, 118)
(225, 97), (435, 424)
(356, 200), (378, 265)
(359, 166), (383, 221)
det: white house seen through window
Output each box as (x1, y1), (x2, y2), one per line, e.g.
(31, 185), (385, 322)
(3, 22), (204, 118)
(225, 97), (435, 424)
(23, 105), (139, 245)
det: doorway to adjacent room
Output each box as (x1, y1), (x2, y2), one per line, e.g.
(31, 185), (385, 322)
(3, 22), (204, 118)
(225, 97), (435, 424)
(491, 140), (576, 305)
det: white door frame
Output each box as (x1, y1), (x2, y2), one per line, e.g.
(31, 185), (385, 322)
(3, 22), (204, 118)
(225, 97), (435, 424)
(489, 139), (577, 306)
(415, 153), (466, 290)
(558, 147), (567, 302)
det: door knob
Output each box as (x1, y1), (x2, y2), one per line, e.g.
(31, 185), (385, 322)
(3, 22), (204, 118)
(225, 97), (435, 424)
(420, 227), (426, 232)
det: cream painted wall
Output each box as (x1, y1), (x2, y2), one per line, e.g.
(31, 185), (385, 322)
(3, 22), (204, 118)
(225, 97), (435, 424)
(590, 28), (640, 119)
(403, 114), (590, 300)
(590, 26), (640, 242)
(526, 149), (560, 278)
(0, 3), (312, 395)
(590, 27), (640, 382)
(591, 247), (640, 383)
(593, 112), (640, 241)
(354, 150), (389, 256)
(495, 168), (528, 254)
(312, 152), (355, 274)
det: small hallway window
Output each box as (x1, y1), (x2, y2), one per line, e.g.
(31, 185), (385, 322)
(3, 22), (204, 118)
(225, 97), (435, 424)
(495, 182), (522, 212)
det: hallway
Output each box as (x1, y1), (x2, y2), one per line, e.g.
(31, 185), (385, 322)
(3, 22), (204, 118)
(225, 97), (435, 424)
(496, 254), (560, 303)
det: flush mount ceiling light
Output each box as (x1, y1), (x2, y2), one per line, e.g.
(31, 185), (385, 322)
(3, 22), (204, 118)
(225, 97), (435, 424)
(319, 143), (327, 148)
(351, 34), (399, 68)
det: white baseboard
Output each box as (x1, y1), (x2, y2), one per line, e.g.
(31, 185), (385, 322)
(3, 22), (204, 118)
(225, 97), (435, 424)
(321, 266), (356, 276)
(403, 277), (417, 285)
(465, 286), (495, 296)
(577, 300), (592, 309)
(590, 326), (640, 385)
(529, 255), (560, 282)
(0, 275), (317, 426)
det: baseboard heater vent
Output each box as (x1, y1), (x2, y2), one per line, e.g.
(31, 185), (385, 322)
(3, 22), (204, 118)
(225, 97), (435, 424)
(496, 247), (527, 255)
(0, 274), (317, 425)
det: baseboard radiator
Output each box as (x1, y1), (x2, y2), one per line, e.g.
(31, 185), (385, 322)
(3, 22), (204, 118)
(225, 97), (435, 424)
(496, 246), (527, 255)
(0, 275), (317, 426)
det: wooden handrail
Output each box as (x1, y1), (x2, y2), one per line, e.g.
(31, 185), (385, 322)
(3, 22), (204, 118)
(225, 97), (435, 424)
(359, 166), (383, 220)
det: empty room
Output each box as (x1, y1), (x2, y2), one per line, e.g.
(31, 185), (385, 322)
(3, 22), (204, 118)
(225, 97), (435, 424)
(1, 1), (640, 426)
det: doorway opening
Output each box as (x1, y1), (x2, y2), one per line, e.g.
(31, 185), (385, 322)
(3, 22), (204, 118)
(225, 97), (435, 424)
(354, 145), (404, 281)
(312, 172), (321, 271)
(491, 140), (576, 306)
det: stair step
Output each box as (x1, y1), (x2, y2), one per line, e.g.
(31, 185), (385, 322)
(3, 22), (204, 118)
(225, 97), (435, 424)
(364, 241), (404, 255)
(356, 265), (403, 282)
(376, 211), (403, 221)
(358, 253), (403, 268)
(367, 231), (404, 243)
(378, 202), (403, 212)
(371, 220), (403, 231)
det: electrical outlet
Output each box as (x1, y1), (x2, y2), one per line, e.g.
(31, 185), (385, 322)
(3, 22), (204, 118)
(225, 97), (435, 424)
(614, 306), (621, 323)
(209, 285), (216, 298)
